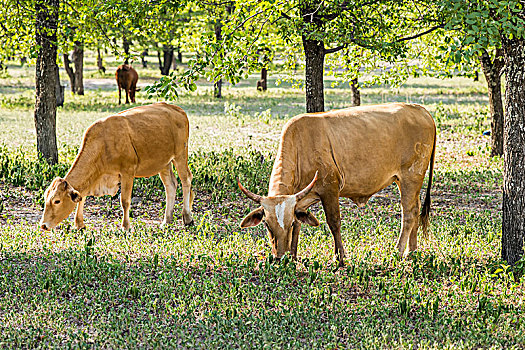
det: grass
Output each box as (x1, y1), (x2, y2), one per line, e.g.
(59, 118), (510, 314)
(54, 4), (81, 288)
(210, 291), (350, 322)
(0, 55), (523, 348)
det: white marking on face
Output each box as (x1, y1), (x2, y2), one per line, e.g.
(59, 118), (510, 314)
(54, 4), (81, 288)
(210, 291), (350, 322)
(275, 202), (286, 229)
(275, 197), (296, 229)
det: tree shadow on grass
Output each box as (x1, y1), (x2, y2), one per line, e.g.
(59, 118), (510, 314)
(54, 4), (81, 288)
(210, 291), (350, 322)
(0, 246), (521, 348)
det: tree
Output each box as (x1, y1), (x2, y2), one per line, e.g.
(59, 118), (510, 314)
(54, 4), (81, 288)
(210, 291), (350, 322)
(72, 41), (84, 94)
(96, 46), (106, 72)
(132, 4), (194, 76)
(426, 18), (506, 157)
(59, 1), (102, 96)
(440, 0), (525, 264)
(350, 78), (360, 106)
(213, 17), (223, 98)
(501, 30), (525, 265)
(148, 0), (442, 112)
(255, 47), (271, 91)
(194, 0), (234, 98)
(159, 44), (175, 75)
(123, 35), (131, 64)
(480, 49), (504, 157)
(2, 0), (191, 162)
(62, 44), (84, 95)
(35, 0), (59, 164)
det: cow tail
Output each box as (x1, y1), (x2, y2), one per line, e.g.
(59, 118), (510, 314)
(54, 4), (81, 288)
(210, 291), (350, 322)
(419, 128), (436, 239)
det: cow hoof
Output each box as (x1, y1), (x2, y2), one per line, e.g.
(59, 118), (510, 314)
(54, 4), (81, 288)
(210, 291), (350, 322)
(182, 213), (194, 226)
(160, 220), (173, 228)
(333, 256), (346, 267)
(183, 219), (194, 226)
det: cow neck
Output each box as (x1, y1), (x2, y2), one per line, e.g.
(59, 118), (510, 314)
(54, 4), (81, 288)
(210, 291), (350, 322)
(64, 149), (98, 196)
(268, 131), (298, 197)
(268, 157), (296, 197)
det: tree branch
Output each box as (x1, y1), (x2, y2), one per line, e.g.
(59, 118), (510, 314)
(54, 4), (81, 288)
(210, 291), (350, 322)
(228, 2), (284, 33)
(279, 11), (291, 20)
(325, 44), (346, 54)
(396, 24), (444, 42)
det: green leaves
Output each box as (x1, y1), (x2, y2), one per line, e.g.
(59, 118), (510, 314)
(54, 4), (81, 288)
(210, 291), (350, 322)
(145, 73), (180, 101)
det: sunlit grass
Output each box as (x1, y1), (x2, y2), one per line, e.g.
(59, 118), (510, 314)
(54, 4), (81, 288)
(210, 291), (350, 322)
(0, 59), (521, 348)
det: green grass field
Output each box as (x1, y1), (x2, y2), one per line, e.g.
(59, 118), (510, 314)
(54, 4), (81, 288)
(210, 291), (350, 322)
(0, 56), (523, 348)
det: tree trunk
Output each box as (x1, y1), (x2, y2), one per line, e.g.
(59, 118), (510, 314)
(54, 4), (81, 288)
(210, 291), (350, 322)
(501, 35), (525, 265)
(480, 49), (504, 157)
(177, 48), (182, 63)
(72, 41), (84, 95)
(350, 77), (360, 106)
(172, 52), (177, 70)
(302, 37), (325, 113)
(214, 79), (222, 98)
(160, 45), (173, 76)
(123, 36), (130, 64)
(157, 50), (162, 70)
(257, 67), (268, 91)
(35, 0), (59, 165)
(97, 48), (106, 73)
(141, 49), (148, 68)
(63, 53), (75, 93)
(55, 67), (64, 107)
(214, 18), (223, 98)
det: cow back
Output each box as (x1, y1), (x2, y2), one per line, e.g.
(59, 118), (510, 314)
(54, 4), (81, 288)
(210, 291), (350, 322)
(269, 103), (436, 199)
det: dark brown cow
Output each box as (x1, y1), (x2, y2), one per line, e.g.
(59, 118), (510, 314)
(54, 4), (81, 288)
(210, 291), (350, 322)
(116, 64), (139, 104)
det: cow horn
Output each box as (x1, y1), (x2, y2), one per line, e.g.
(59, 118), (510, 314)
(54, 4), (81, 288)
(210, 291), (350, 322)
(237, 179), (263, 203)
(295, 171), (318, 201)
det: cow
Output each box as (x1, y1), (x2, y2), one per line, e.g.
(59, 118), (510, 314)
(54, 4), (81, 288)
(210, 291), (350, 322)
(39, 102), (194, 231)
(238, 103), (436, 266)
(116, 64), (139, 105)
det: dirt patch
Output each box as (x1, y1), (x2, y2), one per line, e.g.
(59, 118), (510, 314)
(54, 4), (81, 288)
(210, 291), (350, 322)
(79, 78), (151, 92)
(0, 180), (502, 230)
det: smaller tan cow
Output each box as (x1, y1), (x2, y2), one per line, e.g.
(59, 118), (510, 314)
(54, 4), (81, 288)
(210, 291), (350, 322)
(40, 102), (194, 231)
(238, 103), (436, 266)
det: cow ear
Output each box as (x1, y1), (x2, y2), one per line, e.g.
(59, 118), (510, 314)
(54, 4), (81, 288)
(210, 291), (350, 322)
(60, 179), (72, 191)
(240, 207), (264, 228)
(69, 189), (82, 203)
(295, 210), (320, 227)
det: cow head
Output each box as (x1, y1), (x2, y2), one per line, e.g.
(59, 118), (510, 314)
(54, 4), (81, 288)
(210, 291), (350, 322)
(238, 172), (320, 259)
(40, 178), (82, 230)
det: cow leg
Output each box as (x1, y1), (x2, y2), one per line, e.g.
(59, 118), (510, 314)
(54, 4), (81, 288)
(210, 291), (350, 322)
(321, 194), (346, 266)
(291, 221), (301, 259)
(130, 82), (136, 103)
(120, 176), (134, 230)
(118, 85), (122, 105)
(396, 180), (422, 256)
(159, 165), (178, 226)
(125, 87), (130, 104)
(173, 158), (194, 225)
(74, 197), (86, 230)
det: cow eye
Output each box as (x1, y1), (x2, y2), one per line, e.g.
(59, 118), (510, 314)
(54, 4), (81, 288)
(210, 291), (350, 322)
(54, 200), (61, 205)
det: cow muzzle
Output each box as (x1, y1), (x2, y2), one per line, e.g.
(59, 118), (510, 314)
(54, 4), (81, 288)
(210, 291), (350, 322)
(39, 220), (54, 231)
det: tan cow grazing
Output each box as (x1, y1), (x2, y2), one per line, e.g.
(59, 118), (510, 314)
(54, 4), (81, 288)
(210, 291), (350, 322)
(238, 103), (436, 266)
(116, 64), (139, 105)
(40, 102), (194, 231)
